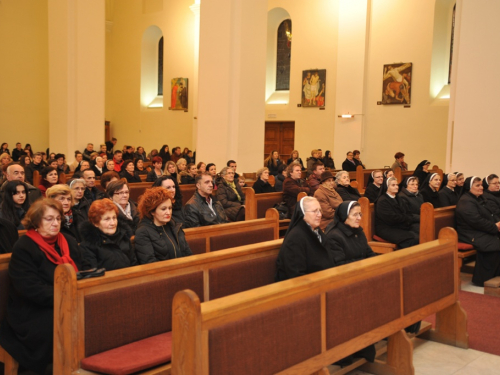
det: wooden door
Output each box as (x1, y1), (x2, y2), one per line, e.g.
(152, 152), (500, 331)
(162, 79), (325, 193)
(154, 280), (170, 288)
(264, 122), (295, 160)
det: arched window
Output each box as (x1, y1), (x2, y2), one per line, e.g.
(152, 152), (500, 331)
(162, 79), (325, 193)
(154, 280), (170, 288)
(276, 20), (291, 91)
(448, 4), (456, 84)
(141, 25), (163, 108)
(158, 37), (164, 95)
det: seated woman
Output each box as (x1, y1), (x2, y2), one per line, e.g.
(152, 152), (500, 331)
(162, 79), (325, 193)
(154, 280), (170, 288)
(159, 145), (171, 164)
(322, 150), (335, 170)
(438, 173), (459, 207)
(152, 175), (184, 224)
(276, 197), (332, 281)
(97, 171), (120, 200)
(265, 150), (282, 176)
(120, 160), (141, 183)
(216, 166), (246, 221)
(106, 179), (140, 232)
(286, 150), (305, 170)
(419, 172), (442, 208)
(454, 171), (465, 196)
(38, 166), (59, 197)
(0, 180), (30, 229)
(314, 171), (343, 230)
(46, 184), (83, 243)
(0, 199), (88, 374)
(134, 158), (148, 175)
(413, 160), (430, 184)
(274, 164), (287, 192)
(456, 176), (500, 286)
(164, 160), (179, 183)
(364, 170), (384, 203)
(69, 178), (90, 221)
(325, 201), (377, 265)
(73, 160), (90, 175)
(206, 163), (218, 190)
(135, 187), (192, 264)
(197, 162), (206, 173)
(80, 198), (137, 270)
(482, 174), (500, 218)
(176, 158), (187, 175)
(375, 177), (419, 248)
(335, 170), (361, 201)
(146, 156), (163, 182)
(398, 176), (424, 217)
(253, 167), (275, 194)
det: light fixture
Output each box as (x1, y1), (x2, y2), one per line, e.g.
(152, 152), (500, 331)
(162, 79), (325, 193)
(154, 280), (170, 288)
(339, 114), (354, 118)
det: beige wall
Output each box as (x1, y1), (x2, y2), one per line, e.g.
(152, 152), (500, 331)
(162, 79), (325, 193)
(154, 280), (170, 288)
(0, 0), (49, 154)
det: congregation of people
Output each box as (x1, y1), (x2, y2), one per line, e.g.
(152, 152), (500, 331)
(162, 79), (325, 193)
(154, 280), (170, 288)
(0, 140), (499, 373)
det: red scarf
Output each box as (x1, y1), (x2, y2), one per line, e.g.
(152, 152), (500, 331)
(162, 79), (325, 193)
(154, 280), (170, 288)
(25, 229), (78, 272)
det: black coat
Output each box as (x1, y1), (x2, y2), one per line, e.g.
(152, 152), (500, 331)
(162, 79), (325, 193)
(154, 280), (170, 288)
(336, 184), (361, 202)
(79, 221), (137, 271)
(253, 178), (275, 194)
(216, 180), (245, 221)
(146, 169), (162, 182)
(375, 194), (419, 247)
(183, 191), (228, 228)
(322, 157), (335, 170)
(364, 183), (380, 203)
(135, 217), (192, 264)
(420, 185), (442, 208)
(398, 189), (424, 216)
(266, 159), (283, 176)
(0, 234), (88, 373)
(120, 171), (142, 183)
(60, 212), (83, 243)
(181, 174), (196, 185)
(84, 186), (100, 203)
(274, 174), (285, 192)
(287, 157), (305, 170)
(116, 201), (140, 233)
(325, 221), (377, 266)
(483, 190), (500, 220)
(275, 220), (333, 281)
(342, 159), (357, 172)
(72, 197), (90, 222)
(439, 187), (458, 207)
(0, 217), (19, 253)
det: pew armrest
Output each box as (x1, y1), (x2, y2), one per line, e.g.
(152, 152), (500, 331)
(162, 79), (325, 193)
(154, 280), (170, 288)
(369, 241), (397, 254)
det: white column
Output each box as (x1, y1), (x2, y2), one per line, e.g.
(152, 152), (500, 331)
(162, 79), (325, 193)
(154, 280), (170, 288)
(333, 0), (369, 166)
(48, 0), (105, 158)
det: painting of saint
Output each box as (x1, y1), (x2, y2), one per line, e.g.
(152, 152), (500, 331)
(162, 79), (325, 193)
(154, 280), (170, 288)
(301, 69), (326, 107)
(381, 63), (412, 104)
(171, 78), (188, 110)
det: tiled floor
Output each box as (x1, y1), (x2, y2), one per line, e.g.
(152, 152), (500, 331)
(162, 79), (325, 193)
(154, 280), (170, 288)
(341, 271), (499, 375)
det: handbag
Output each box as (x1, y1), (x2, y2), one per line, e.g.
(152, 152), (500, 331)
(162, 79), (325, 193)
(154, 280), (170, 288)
(273, 202), (289, 220)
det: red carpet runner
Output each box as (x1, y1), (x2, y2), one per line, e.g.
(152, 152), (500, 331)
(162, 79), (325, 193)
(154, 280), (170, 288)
(425, 290), (500, 356)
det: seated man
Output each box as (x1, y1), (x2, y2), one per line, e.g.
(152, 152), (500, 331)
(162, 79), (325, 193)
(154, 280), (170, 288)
(0, 163), (42, 204)
(341, 151), (357, 172)
(283, 163), (310, 215)
(181, 163), (197, 184)
(82, 169), (99, 203)
(113, 150), (124, 172)
(307, 161), (325, 196)
(183, 172), (228, 228)
(82, 143), (94, 161)
(227, 159), (240, 179)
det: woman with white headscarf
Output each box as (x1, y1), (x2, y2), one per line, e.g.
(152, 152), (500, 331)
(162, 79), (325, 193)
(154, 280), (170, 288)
(438, 173), (459, 207)
(419, 172), (442, 208)
(275, 197), (334, 281)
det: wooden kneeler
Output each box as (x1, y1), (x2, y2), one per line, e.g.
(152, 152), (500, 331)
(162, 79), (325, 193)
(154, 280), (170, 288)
(484, 276), (500, 297)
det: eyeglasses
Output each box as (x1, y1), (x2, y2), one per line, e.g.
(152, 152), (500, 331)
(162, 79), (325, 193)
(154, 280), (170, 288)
(114, 191), (130, 196)
(305, 209), (322, 215)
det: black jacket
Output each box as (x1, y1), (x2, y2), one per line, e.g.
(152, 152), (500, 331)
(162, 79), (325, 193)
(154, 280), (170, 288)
(146, 169), (162, 182)
(398, 189), (424, 216)
(0, 217), (19, 253)
(84, 186), (100, 203)
(79, 221), (137, 271)
(483, 190), (500, 220)
(135, 217), (192, 264)
(266, 159), (283, 176)
(0, 234), (88, 373)
(72, 197), (90, 222)
(274, 174), (285, 192)
(456, 192), (499, 253)
(275, 220), (333, 281)
(336, 184), (361, 202)
(120, 171), (142, 183)
(375, 194), (419, 246)
(181, 174), (196, 185)
(342, 159), (357, 172)
(439, 187), (458, 207)
(92, 165), (104, 177)
(420, 185), (442, 208)
(253, 178), (275, 194)
(322, 157), (335, 170)
(364, 183), (380, 203)
(287, 157), (305, 170)
(216, 180), (245, 221)
(25, 162), (44, 185)
(183, 191), (228, 228)
(325, 221), (377, 266)
(116, 201), (140, 233)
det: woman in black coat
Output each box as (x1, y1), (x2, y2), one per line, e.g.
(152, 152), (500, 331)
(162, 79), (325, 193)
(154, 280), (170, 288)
(413, 160), (431, 185)
(135, 187), (192, 264)
(482, 174), (500, 219)
(152, 175), (184, 224)
(419, 172), (443, 208)
(107, 179), (140, 233)
(286, 150), (305, 170)
(264, 150), (283, 176)
(398, 176), (424, 216)
(216, 166), (246, 221)
(0, 199), (89, 374)
(276, 197), (334, 281)
(456, 176), (500, 286)
(158, 144), (171, 164)
(438, 173), (459, 207)
(335, 171), (361, 201)
(375, 177), (419, 248)
(253, 167), (275, 194)
(322, 150), (335, 170)
(120, 160), (142, 183)
(363, 170), (383, 203)
(79, 199), (137, 271)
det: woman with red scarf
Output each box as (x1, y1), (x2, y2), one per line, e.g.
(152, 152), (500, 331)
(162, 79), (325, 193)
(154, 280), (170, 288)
(0, 199), (89, 374)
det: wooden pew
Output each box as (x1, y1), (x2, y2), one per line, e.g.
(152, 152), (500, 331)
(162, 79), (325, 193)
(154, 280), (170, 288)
(0, 254), (19, 374)
(172, 228), (467, 375)
(32, 170), (40, 188)
(359, 197), (398, 253)
(419, 203), (476, 286)
(53, 239), (283, 374)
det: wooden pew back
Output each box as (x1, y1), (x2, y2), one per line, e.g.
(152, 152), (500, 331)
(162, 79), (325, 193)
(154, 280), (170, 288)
(420, 203), (456, 244)
(245, 190), (284, 220)
(359, 197), (398, 253)
(172, 228), (467, 375)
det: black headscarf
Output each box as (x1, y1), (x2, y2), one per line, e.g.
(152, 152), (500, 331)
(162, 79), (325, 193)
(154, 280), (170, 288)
(440, 173), (455, 190)
(462, 176), (480, 196)
(375, 176), (398, 202)
(367, 170), (383, 185)
(329, 201), (360, 229)
(284, 197), (306, 238)
(399, 176), (419, 195)
(482, 174), (498, 190)
(419, 172), (440, 192)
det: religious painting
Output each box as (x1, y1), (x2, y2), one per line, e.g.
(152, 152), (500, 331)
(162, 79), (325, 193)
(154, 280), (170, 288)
(301, 69), (326, 107)
(381, 63), (412, 105)
(170, 78), (188, 110)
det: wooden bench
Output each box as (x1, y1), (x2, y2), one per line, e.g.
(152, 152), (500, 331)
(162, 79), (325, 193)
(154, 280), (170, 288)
(359, 197), (398, 253)
(0, 254), (19, 374)
(419, 203), (477, 286)
(183, 208), (280, 254)
(53, 239), (283, 374)
(171, 227), (467, 375)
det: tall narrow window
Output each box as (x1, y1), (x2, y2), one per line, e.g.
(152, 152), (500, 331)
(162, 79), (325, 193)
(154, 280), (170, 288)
(158, 37), (164, 95)
(448, 4), (455, 84)
(276, 20), (292, 91)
